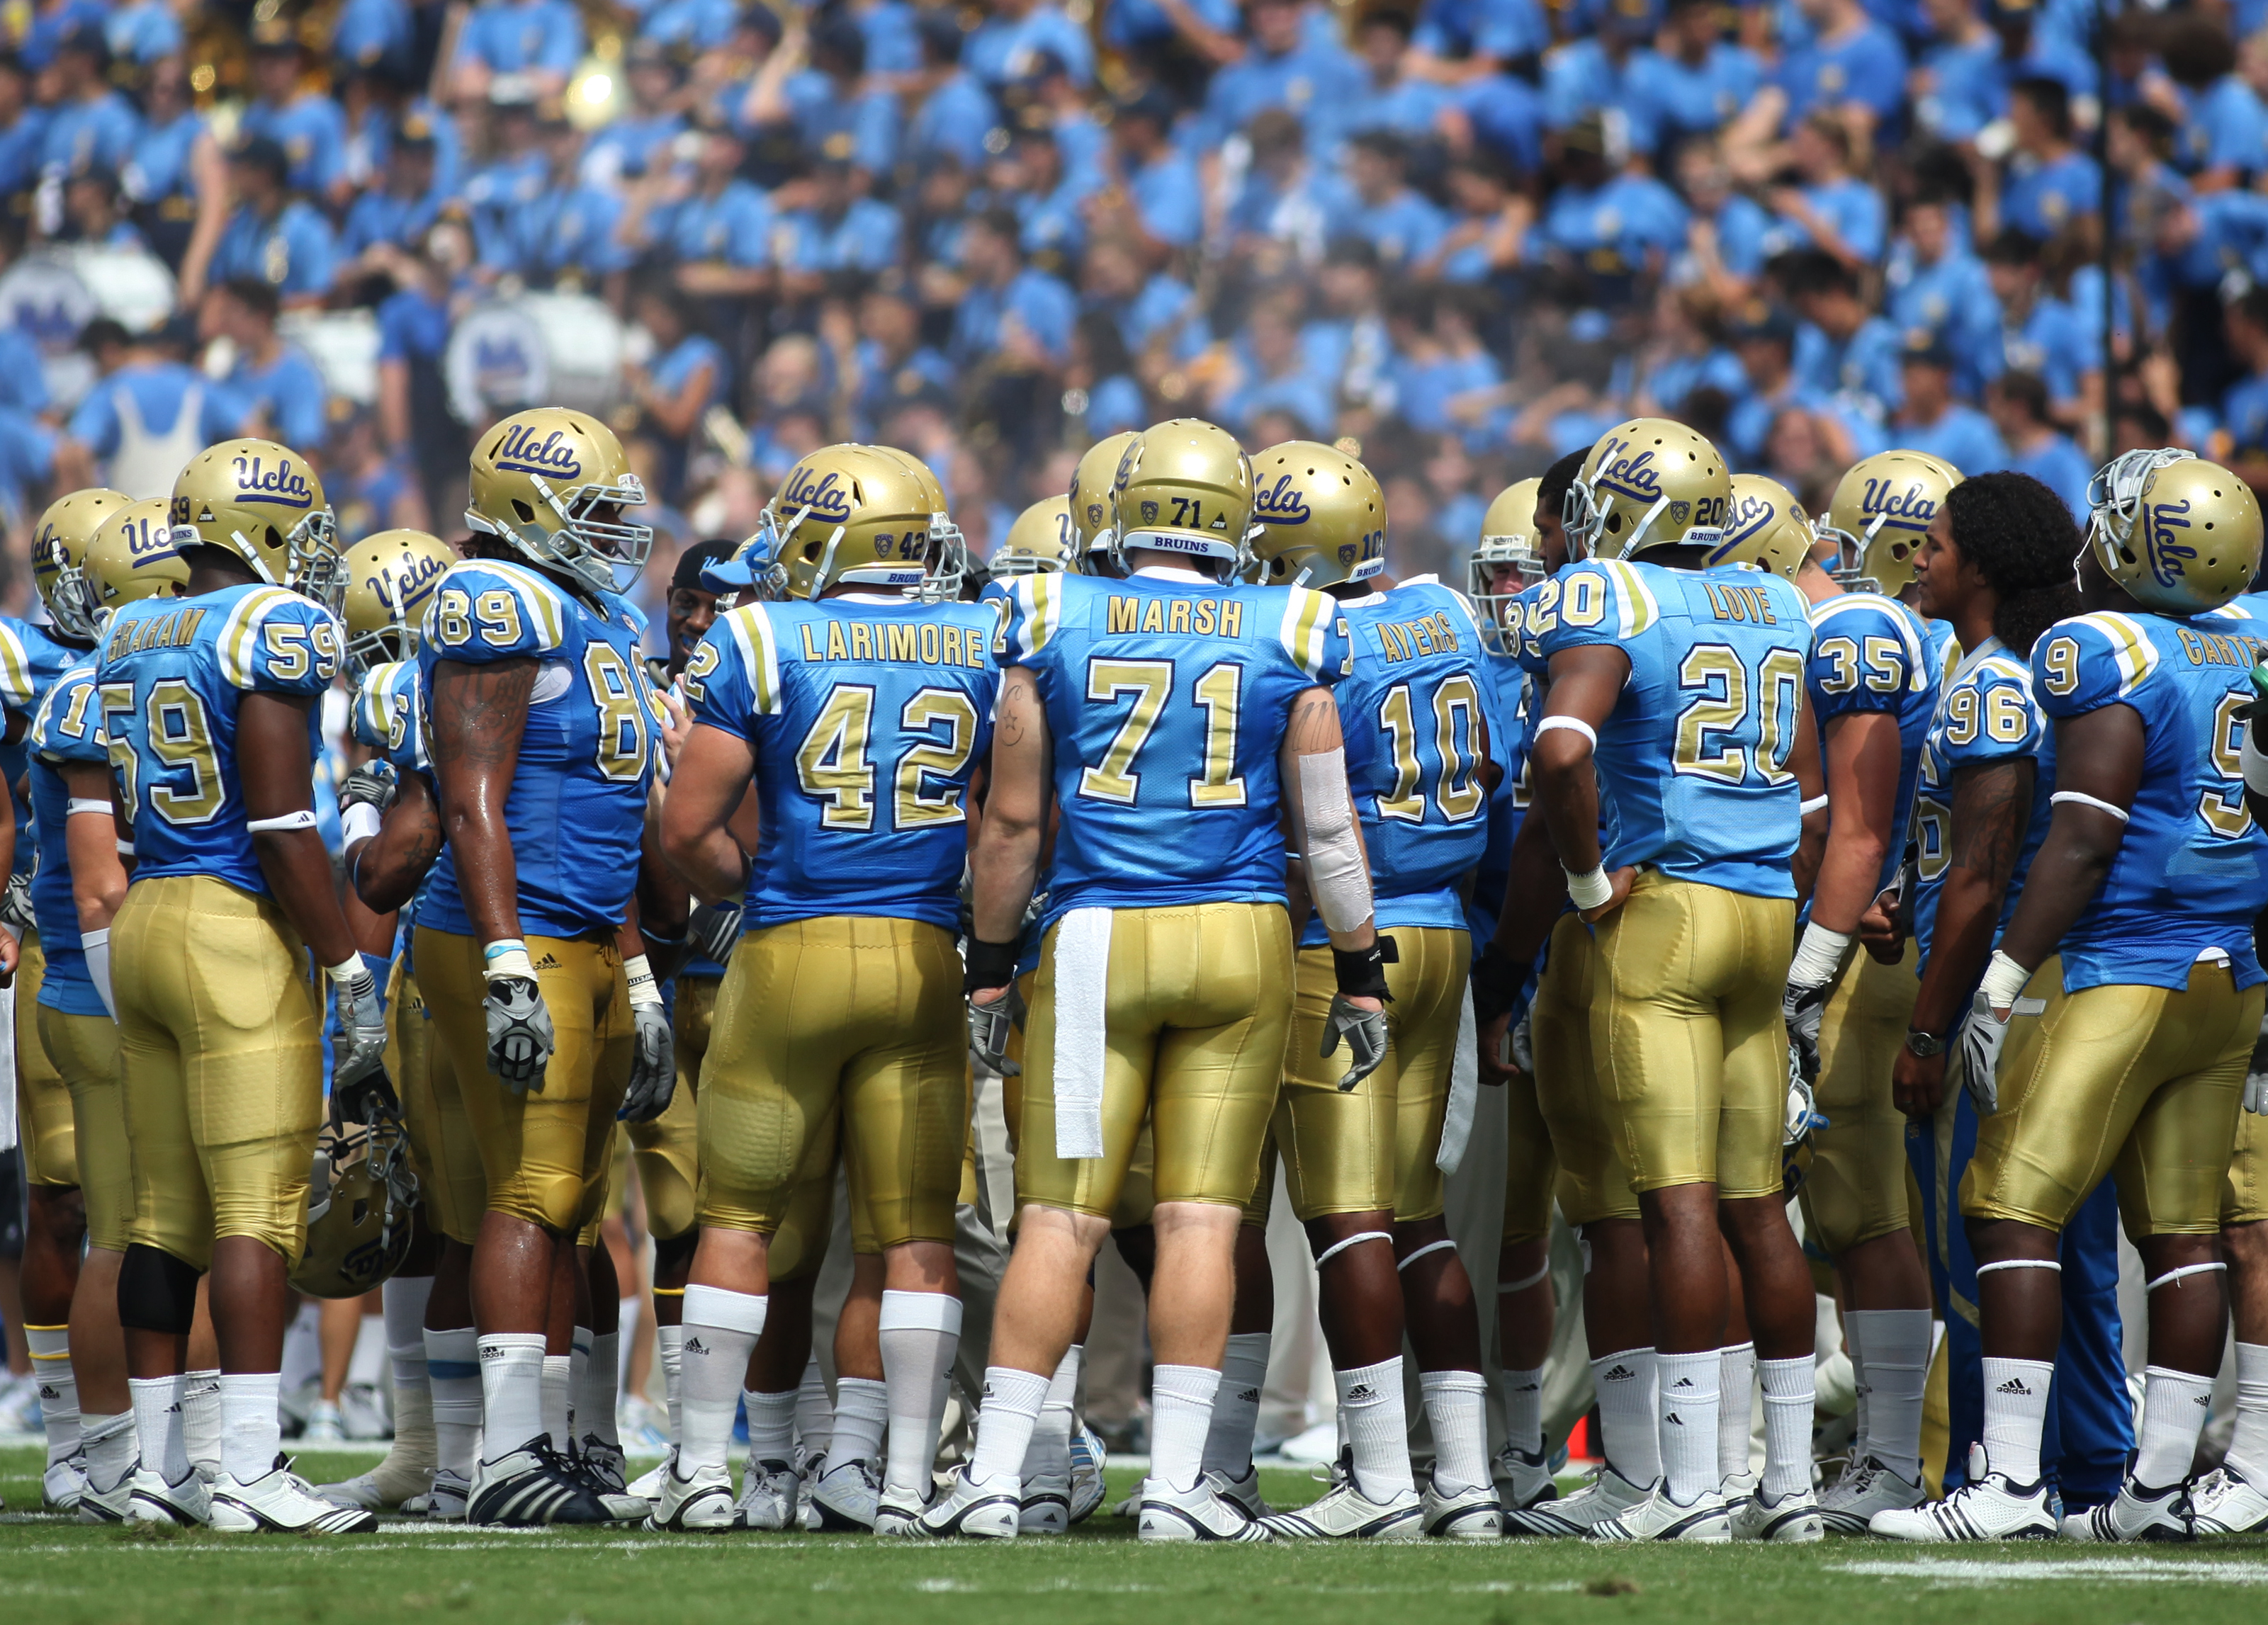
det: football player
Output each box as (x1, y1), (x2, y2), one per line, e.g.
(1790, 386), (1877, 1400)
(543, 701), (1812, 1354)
(992, 496), (1079, 578)
(1878, 452), (2268, 1541)
(1764, 455), (1951, 1530)
(935, 418), (1383, 1542)
(1067, 431), (1137, 573)
(415, 407), (670, 1526)
(1233, 443), (1500, 1542)
(9, 489), (125, 1511)
(1523, 419), (1826, 1543)
(656, 444), (995, 1533)
(100, 440), (388, 1534)
(23, 496), (184, 1521)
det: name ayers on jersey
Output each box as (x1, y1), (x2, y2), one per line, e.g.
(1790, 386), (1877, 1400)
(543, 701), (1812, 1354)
(1372, 608), (1466, 664)
(796, 615), (989, 667)
(101, 604), (209, 659)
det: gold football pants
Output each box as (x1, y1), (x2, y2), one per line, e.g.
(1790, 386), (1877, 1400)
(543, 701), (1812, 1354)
(1966, 959), (2261, 1238)
(1590, 872), (1795, 1201)
(390, 963), (486, 1247)
(1275, 927), (1469, 1223)
(2225, 1106), (2268, 1227)
(1015, 902), (1290, 1220)
(14, 932), (76, 1188)
(699, 915), (966, 1249)
(113, 876), (324, 1269)
(414, 927), (632, 1236)
(1531, 912), (1637, 1225)
(1800, 939), (1920, 1254)
(43, 1005), (126, 1252)
(629, 973), (713, 1244)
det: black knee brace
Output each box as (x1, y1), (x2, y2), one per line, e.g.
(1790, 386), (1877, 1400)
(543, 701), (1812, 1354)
(118, 1245), (203, 1336)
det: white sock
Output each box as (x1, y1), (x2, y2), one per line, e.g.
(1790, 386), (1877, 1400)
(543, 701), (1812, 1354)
(831, 1376), (888, 1468)
(794, 1354), (833, 1458)
(477, 1333), (548, 1460)
(2228, 1342), (2268, 1485)
(2135, 1364), (2214, 1490)
(657, 1323), (685, 1446)
(1655, 1349), (1721, 1507)
(218, 1371), (283, 1484)
(878, 1289), (962, 1500)
(542, 1353), (572, 1451)
(969, 1365), (1049, 1488)
(346, 1314), (388, 1388)
(383, 1344), (435, 1471)
(128, 1374), (188, 1483)
(744, 1386), (799, 1466)
(427, 1327), (483, 1478)
(1844, 1308), (1929, 1482)
(678, 1284), (767, 1476)
(1022, 1342), (1083, 1483)
(1200, 1333), (1266, 1480)
(583, 1330), (621, 1448)
(616, 1297), (640, 1386)
(1496, 1364), (1545, 1457)
(1591, 1347), (1661, 1486)
(384, 1276), (433, 1359)
(1717, 1342), (1756, 1483)
(1420, 1369), (1490, 1495)
(1978, 1356), (2053, 1485)
(1841, 1311), (1871, 1464)
(1757, 1354), (1815, 1500)
(1151, 1363), (1224, 1495)
(81, 1409), (137, 1491)
(26, 1325), (79, 1466)
(182, 1369), (222, 1473)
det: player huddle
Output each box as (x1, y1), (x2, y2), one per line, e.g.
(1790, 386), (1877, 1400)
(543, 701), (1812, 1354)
(10, 402), (2268, 1547)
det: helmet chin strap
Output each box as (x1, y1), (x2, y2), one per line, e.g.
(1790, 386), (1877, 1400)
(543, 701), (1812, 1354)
(228, 527), (283, 584)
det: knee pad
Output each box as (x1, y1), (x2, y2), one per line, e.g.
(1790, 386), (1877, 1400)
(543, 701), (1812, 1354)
(653, 1229), (698, 1281)
(118, 1244), (203, 1336)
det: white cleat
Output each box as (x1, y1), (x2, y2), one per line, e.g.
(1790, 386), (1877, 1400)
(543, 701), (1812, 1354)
(575, 1438), (652, 1522)
(1422, 1476), (1503, 1540)
(1068, 1425), (1109, 1524)
(644, 1460), (739, 1531)
(628, 1449), (672, 1503)
(77, 1461), (137, 1524)
(735, 1459), (801, 1531)
(796, 1450), (825, 1531)
(303, 1400), (346, 1444)
(1589, 1488), (1733, 1543)
(1817, 1456), (1924, 1534)
(315, 1468), (430, 1512)
(1017, 1471), (1071, 1534)
(1869, 1447), (2056, 1541)
(1729, 1485), (1823, 1544)
(1493, 1446), (1557, 1515)
(2192, 1466), (2268, 1536)
(806, 1456), (880, 1531)
(1504, 1463), (1656, 1537)
(127, 1465), (211, 1527)
(208, 1466), (380, 1534)
(874, 1485), (932, 1536)
(1258, 1474), (1422, 1541)
(911, 1465), (1020, 1539)
(2059, 1476), (2194, 1543)
(425, 1468), (470, 1522)
(1141, 1474), (1271, 1542)
(1209, 1463), (1273, 1521)
(43, 1454), (88, 1514)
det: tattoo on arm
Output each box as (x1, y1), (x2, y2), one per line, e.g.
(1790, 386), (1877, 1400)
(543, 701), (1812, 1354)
(1285, 689), (1339, 756)
(1948, 759), (2031, 893)
(430, 659), (536, 768)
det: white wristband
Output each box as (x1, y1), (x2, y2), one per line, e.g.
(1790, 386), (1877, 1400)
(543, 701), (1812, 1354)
(624, 952), (662, 1009)
(325, 956), (368, 989)
(2050, 790), (2129, 823)
(484, 939), (534, 981)
(1978, 948), (2031, 1012)
(65, 798), (111, 818)
(1789, 922), (1851, 987)
(1533, 715), (1597, 750)
(1798, 793), (1829, 817)
(1564, 864), (1613, 911)
(340, 800), (382, 848)
(115, 839), (134, 856)
(245, 809), (318, 833)
(2246, 727), (2268, 796)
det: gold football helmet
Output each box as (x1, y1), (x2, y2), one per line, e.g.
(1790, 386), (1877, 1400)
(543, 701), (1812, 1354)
(1817, 451), (1960, 594)
(340, 529), (458, 679)
(1246, 441), (1387, 589)
(1469, 477), (1542, 653)
(1107, 419), (1257, 577)
(291, 1118), (418, 1301)
(466, 407), (651, 598)
(84, 498), (189, 618)
(1564, 417), (1730, 562)
(1709, 474), (1813, 579)
(768, 444), (935, 601)
(33, 487), (130, 642)
(1068, 430), (1138, 572)
(864, 443), (967, 601)
(991, 495), (1078, 577)
(2086, 448), (2264, 615)
(169, 438), (339, 599)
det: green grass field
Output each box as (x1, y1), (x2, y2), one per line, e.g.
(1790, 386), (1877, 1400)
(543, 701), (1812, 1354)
(8, 1446), (2268, 1625)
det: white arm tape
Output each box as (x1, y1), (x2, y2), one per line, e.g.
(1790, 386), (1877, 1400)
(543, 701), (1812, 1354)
(339, 800), (382, 848)
(1532, 715), (1597, 750)
(324, 956), (366, 987)
(1978, 948), (2031, 1012)
(624, 953), (663, 1010)
(65, 798), (111, 818)
(1973, 1257), (2060, 1278)
(483, 939), (534, 981)
(245, 809), (317, 834)
(1395, 1237), (1460, 1273)
(2148, 1262), (2228, 1291)
(2246, 727), (2268, 796)
(115, 839), (133, 856)
(1799, 794), (1829, 817)
(1311, 1230), (1394, 1269)
(1564, 864), (1613, 911)
(1297, 748), (1373, 934)
(2050, 790), (2129, 823)
(1790, 922), (1851, 987)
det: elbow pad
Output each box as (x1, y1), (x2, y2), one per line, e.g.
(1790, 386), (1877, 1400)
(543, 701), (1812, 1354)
(1297, 749), (1373, 935)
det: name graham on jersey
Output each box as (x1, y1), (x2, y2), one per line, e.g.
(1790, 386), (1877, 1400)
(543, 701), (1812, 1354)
(1105, 594), (1243, 638)
(796, 616), (989, 667)
(101, 605), (208, 660)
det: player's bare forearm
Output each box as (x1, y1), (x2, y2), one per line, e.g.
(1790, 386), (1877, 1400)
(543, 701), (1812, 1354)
(1280, 686), (1375, 956)
(1489, 805), (1569, 968)
(429, 657), (534, 943)
(1811, 710), (1900, 934)
(1912, 759), (2031, 1036)
(342, 875), (397, 961)
(1997, 707), (2140, 977)
(59, 760), (125, 932)
(1534, 646), (1627, 876)
(351, 770), (443, 916)
(970, 668), (1049, 949)
(660, 722), (757, 907)
(239, 690), (355, 966)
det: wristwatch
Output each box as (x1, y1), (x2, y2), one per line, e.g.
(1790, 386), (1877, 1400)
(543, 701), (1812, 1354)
(1904, 1029), (1945, 1058)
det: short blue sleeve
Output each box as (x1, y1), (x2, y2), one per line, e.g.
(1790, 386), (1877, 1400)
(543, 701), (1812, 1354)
(1936, 656), (2044, 772)
(1805, 596), (1928, 720)
(216, 587), (344, 695)
(419, 562), (573, 663)
(2031, 611), (2156, 720)
(683, 603), (779, 737)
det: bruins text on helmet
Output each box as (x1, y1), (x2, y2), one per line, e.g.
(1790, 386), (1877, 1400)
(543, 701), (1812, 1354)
(765, 443), (941, 601)
(1106, 418), (1258, 577)
(1710, 473), (1815, 580)
(1564, 417), (1730, 562)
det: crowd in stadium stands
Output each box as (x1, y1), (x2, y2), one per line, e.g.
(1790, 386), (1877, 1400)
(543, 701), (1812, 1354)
(0, 0), (2262, 618)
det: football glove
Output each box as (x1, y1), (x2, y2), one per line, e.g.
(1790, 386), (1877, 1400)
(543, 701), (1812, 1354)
(619, 1001), (676, 1122)
(689, 901), (743, 967)
(339, 759), (399, 815)
(1321, 994), (1390, 1091)
(484, 975), (554, 1092)
(0, 868), (32, 938)
(1781, 923), (1848, 1086)
(326, 958), (396, 1124)
(968, 984), (1023, 1077)
(2245, 1007), (2268, 1116)
(1956, 994), (2012, 1116)
(1508, 1004), (1535, 1077)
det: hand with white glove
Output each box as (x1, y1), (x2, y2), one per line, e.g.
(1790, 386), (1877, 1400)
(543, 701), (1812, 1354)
(1781, 922), (1849, 1086)
(327, 956), (396, 1125)
(617, 955), (676, 1122)
(483, 940), (554, 1092)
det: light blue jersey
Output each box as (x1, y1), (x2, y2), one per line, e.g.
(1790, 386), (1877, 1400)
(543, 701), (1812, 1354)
(1805, 590), (1940, 898)
(0, 616), (80, 873)
(2030, 609), (2268, 992)
(416, 560), (658, 941)
(26, 655), (108, 1014)
(685, 594), (998, 932)
(992, 567), (1349, 928)
(1465, 643), (1530, 941)
(1533, 556), (1812, 899)
(96, 584), (342, 896)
